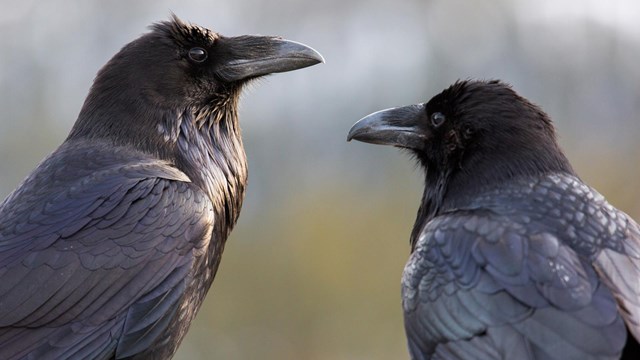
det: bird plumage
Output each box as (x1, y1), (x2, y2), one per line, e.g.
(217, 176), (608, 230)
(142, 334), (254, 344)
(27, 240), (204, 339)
(348, 80), (640, 359)
(0, 15), (322, 359)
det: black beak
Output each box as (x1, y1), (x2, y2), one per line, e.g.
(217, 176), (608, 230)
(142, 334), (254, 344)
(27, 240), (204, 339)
(218, 36), (324, 81)
(347, 104), (429, 150)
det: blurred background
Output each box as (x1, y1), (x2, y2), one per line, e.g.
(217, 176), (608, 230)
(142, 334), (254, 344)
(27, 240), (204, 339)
(1, 0), (640, 359)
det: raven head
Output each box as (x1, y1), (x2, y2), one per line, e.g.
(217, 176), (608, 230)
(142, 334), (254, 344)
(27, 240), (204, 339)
(349, 80), (575, 237)
(139, 14), (324, 109)
(348, 80), (573, 189)
(70, 15), (323, 146)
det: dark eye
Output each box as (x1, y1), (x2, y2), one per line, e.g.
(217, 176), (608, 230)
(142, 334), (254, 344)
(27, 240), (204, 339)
(431, 112), (446, 127)
(188, 47), (207, 62)
(463, 125), (474, 139)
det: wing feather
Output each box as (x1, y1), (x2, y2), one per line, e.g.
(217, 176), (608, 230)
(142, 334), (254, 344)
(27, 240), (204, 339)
(0, 143), (214, 359)
(403, 211), (624, 359)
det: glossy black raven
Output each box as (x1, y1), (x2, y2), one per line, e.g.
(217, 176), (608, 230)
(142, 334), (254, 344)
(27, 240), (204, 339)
(0, 16), (322, 359)
(348, 80), (640, 359)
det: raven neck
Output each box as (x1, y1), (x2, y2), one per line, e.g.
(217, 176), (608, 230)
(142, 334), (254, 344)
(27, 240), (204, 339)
(410, 166), (451, 251)
(71, 90), (248, 236)
(70, 95), (179, 161)
(176, 106), (248, 238)
(445, 145), (574, 208)
(409, 147), (575, 251)
(70, 56), (249, 228)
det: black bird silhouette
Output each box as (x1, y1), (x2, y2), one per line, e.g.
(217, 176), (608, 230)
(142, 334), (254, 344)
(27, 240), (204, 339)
(348, 80), (640, 359)
(0, 15), (322, 359)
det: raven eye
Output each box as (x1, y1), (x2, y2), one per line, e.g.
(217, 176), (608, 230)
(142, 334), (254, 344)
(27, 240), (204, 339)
(188, 47), (207, 62)
(463, 125), (474, 139)
(431, 112), (446, 127)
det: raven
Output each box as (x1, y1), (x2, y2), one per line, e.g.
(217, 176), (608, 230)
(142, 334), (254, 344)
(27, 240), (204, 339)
(0, 16), (322, 359)
(348, 80), (640, 359)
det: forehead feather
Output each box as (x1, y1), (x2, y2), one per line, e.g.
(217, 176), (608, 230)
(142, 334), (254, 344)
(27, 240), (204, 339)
(151, 15), (219, 47)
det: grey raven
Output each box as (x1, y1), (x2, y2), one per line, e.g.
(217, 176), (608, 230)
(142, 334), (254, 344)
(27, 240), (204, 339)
(348, 80), (640, 359)
(0, 15), (322, 359)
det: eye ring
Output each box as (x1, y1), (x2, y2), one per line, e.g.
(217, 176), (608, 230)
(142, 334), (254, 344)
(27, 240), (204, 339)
(431, 112), (446, 127)
(188, 47), (208, 62)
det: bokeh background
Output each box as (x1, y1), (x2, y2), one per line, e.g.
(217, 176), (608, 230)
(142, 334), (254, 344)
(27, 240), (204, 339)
(1, 0), (640, 359)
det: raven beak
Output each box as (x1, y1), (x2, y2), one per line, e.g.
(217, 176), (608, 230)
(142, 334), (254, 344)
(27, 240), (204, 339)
(218, 36), (324, 81)
(347, 104), (429, 150)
